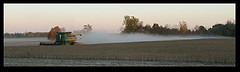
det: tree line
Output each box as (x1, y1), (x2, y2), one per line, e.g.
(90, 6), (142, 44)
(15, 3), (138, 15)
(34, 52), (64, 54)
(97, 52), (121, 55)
(4, 24), (92, 38)
(4, 15), (235, 38)
(4, 32), (49, 38)
(121, 15), (235, 37)
(4, 26), (66, 39)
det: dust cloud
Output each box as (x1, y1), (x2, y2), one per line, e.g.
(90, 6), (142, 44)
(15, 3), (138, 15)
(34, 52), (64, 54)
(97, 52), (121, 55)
(75, 31), (230, 44)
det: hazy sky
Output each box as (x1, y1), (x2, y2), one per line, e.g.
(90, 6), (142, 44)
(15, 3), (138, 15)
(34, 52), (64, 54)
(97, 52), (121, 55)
(4, 4), (235, 33)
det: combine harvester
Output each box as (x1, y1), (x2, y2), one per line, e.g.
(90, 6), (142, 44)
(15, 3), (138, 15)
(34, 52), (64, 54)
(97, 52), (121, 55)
(40, 32), (82, 45)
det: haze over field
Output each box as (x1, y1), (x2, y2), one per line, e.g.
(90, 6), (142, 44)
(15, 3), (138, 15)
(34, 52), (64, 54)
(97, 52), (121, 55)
(76, 31), (231, 44)
(4, 31), (232, 46)
(4, 4), (235, 33)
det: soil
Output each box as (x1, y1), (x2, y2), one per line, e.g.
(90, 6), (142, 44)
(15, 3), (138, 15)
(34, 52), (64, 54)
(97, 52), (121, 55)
(4, 38), (235, 66)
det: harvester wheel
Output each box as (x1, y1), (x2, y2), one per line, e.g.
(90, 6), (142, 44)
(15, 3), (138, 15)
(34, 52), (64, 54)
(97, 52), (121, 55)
(71, 42), (78, 45)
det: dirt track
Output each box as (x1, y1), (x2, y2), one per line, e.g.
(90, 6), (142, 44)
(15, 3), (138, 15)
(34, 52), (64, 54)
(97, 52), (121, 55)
(4, 38), (235, 66)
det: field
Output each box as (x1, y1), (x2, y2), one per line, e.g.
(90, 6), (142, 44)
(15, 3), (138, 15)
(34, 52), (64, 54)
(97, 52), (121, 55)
(4, 37), (50, 46)
(4, 38), (235, 66)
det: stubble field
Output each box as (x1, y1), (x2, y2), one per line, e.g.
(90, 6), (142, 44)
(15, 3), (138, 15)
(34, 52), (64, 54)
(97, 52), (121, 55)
(4, 38), (235, 66)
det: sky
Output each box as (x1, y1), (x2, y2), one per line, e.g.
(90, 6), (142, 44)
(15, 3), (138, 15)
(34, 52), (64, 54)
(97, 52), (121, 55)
(4, 4), (235, 33)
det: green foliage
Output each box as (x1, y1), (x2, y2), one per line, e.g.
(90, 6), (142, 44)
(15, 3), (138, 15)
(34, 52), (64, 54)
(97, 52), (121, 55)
(152, 23), (160, 34)
(120, 15), (235, 37)
(122, 15), (143, 33)
(208, 20), (235, 37)
(123, 16), (134, 32)
(195, 25), (207, 35)
(143, 24), (152, 33)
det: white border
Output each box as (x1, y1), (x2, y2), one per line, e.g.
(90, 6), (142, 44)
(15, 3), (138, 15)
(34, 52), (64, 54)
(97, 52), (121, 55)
(4, 3), (235, 6)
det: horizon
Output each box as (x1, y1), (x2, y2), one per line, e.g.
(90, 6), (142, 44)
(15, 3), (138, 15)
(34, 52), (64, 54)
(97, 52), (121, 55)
(4, 3), (235, 33)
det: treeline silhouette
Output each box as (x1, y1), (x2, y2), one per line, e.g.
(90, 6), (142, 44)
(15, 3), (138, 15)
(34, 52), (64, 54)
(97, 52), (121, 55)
(121, 15), (235, 37)
(4, 15), (235, 38)
(4, 32), (49, 38)
(4, 24), (92, 38)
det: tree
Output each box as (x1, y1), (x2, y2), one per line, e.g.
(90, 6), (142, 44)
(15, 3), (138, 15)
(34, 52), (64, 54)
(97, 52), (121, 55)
(208, 24), (225, 35)
(122, 15), (142, 33)
(208, 20), (235, 37)
(170, 28), (179, 35)
(15, 32), (24, 38)
(199, 26), (207, 34)
(164, 24), (170, 29)
(36, 32), (41, 37)
(178, 21), (188, 35)
(48, 26), (62, 40)
(136, 21), (144, 32)
(158, 25), (164, 34)
(195, 26), (207, 35)
(82, 24), (92, 33)
(26, 32), (33, 37)
(194, 25), (199, 32)
(73, 24), (93, 34)
(84, 24), (92, 31)
(4, 33), (11, 38)
(143, 24), (151, 33)
(226, 20), (234, 25)
(152, 23), (160, 33)
(224, 20), (235, 36)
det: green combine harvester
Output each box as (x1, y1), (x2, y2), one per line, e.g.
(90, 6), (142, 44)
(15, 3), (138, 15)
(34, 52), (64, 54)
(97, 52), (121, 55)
(40, 32), (82, 45)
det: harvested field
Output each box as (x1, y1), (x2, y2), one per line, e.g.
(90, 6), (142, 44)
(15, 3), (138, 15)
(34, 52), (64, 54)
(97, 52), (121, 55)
(4, 57), (234, 66)
(4, 37), (50, 46)
(4, 38), (235, 66)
